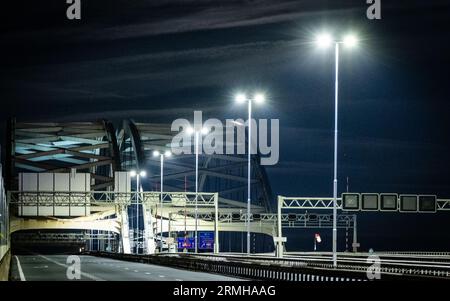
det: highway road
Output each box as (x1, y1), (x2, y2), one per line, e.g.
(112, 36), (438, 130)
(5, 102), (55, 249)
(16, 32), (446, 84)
(10, 255), (242, 281)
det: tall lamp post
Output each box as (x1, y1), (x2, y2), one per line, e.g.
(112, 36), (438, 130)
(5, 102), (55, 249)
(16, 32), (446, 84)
(153, 149), (172, 252)
(235, 92), (265, 255)
(130, 169), (146, 254)
(187, 126), (208, 253)
(315, 32), (358, 267)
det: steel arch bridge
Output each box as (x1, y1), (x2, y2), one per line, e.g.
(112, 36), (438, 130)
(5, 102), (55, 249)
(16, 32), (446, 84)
(117, 120), (274, 213)
(7, 119), (277, 253)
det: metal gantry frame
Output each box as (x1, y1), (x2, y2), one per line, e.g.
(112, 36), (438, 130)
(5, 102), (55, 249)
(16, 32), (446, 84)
(278, 195), (450, 211)
(8, 190), (221, 254)
(275, 195), (450, 258)
(276, 196), (358, 258)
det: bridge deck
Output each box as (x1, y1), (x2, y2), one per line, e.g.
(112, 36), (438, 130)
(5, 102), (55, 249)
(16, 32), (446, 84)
(10, 255), (242, 281)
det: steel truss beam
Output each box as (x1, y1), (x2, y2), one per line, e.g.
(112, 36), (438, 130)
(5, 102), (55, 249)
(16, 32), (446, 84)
(8, 191), (218, 207)
(175, 212), (355, 229)
(8, 119), (121, 191)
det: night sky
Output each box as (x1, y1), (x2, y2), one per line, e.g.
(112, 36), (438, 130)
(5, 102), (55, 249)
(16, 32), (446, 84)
(2, 0), (450, 251)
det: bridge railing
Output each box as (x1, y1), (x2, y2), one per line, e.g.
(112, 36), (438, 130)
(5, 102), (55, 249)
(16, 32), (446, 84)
(90, 251), (369, 281)
(90, 251), (450, 280)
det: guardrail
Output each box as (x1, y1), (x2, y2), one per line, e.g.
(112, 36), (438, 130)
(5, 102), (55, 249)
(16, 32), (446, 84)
(194, 253), (450, 279)
(89, 251), (449, 281)
(90, 251), (369, 281)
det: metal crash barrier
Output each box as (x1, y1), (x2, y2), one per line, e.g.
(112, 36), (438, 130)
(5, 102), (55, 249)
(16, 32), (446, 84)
(89, 251), (450, 281)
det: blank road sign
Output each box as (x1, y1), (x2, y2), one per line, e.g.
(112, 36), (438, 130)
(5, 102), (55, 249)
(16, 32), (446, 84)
(400, 195), (418, 212)
(418, 195), (437, 212)
(361, 194), (379, 211)
(380, 194), (398, 211)
(342, 193), (360, 211)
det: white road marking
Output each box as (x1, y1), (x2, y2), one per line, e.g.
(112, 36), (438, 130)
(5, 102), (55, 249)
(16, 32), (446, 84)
(38, 255), (105, 281)
(145, 272), (151, 275)
(32, 265), (48, 269)
(124, 267), (129, 270)
(15, 256), (26, 281)
(159, 275), (165, 278)
(134, 270), (139, 273)
(175, 279), (183, 281)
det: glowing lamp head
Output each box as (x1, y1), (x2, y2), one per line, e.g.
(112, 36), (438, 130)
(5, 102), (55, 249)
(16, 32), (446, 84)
(139, 171), (146, 177)
(235, 93), (247, 103)
(153, 150), (160, 157)
(186, 126), (194, 135)
(343, 34), (358, 48)
(164, 150), (172, 157)
(201, 127), (209, 135)
(254, 93), (265, 104)
(316, 33), (332, 48)
(130, 170), (137, 177)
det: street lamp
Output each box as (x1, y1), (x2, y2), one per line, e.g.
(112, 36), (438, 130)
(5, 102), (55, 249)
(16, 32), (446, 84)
(130, 169), (146, 254)
(186, 126), (208, 253)
(314, 31), (358, 267)
(153, 149), (172, 252)
(235, 92), (265, 255)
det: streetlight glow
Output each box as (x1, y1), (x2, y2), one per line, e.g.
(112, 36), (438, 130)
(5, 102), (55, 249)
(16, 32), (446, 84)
(311, 29), (359, 267)
(153, 150), (160, 157)
(254, 93), (265, 104)
(316, 33), (332, 48)
(186, 126), (194, 135)
(164, 150), (172, 157)
(129, 169), (146, 254)
(343, 34), (358, 47)
(233, 89), (267, 255)
(235, 93), (247, 103)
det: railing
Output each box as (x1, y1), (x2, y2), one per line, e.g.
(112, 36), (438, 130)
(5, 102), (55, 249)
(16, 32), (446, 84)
(90, 251), (450, 280)
(193, 253), (450, 279)
(90, 251), (368, 281)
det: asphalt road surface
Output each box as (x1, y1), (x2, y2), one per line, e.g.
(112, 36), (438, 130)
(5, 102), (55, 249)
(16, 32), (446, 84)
(10, 255), (242, 281)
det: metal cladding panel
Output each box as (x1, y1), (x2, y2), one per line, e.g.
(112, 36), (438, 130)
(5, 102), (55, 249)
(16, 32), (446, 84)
(115, 171), (131, 193)
(70, 173), (90, 192)
(18, 172), (90, 217)
(38, 173), (54, 191)
(19, 173), (38, 191)
(54, 173), (70, 191)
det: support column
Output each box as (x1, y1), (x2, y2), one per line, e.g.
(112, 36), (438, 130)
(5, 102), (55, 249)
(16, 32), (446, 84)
(142, 202), (156, 254)
(352, 214), (358, 252)
(120, 205), (131, 254)
(276, 195), (284, 258)
(214, 193), (220, 254)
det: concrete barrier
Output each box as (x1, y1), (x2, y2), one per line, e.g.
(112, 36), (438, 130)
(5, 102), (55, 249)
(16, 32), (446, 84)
(0, 246), (11, 281)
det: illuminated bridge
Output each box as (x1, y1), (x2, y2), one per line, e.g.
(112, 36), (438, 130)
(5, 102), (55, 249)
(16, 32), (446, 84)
(1, 119), (450, 281)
